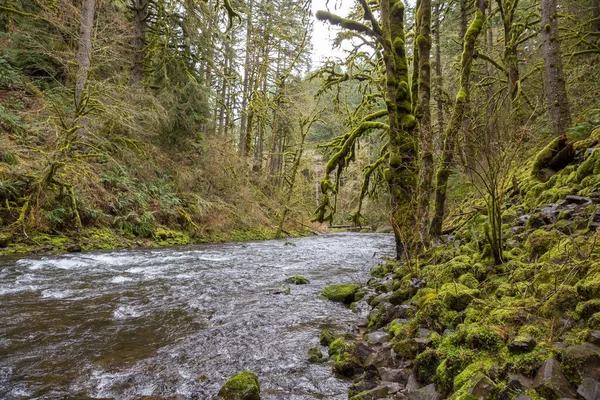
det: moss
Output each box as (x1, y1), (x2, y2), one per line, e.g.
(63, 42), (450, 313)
(577, 272), (600, 299)
(540, 285), (578, 318)
(308, 347), (324, 363)
(217, 370), (260, 400)
(454, 324), (504, 351)
(453, 358), (495, 392)
(440, 283), (480, 311)
(415, 349), (441, 383)
(320, 283), (361, 304)
(458, 273), (479, 289)
(387, 318), (414, 340)
(389, 288), (410, 305)
(320, 329), (336, 346)
(284, 276), (309, 285)
(574, 299), (600, 320)
(525, 229), (560, 258)
(507, 344), (551, 376)
(415, 296), (458, 332)
(434, 348), (477, 394)
(328, 338), (351, 357)
(589, 312), (600, 329)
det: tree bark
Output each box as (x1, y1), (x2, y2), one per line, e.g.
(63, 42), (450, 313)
(541, 0), (571, 137)
(416, 0), (433, 244)
(129, 0), (146, 85)
(239, 0), (253, 153)
(75, 0), (96, 111)
(434, 1), (444, 149)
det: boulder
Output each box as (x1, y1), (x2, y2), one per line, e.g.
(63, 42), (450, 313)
(407, 383), (441, 400)
(577, 378), (600, 400)
(378, 367), (409, 383)
(217, 370), (260, 400)
(563, 343), (600, 380)
(532, 359), (577, 399)
(320, 283), (361, 304)
(588, 330), (600, 346)
(508, 335), (536, 354)
(349, 386), (389, 400)
(514, 395), (532, 400)
(405, 373), (420, 392)
(365, 330), (391, 345)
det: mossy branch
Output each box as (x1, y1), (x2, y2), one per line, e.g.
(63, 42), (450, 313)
(316, 10), (379, 39)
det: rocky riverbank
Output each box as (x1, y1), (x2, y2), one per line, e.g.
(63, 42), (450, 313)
(311, 132), (600, 400)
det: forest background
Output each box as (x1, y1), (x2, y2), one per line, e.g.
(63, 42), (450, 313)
(0, 0), (598, 256)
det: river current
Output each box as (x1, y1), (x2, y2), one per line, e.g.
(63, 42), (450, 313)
(0, 233), (394, 399)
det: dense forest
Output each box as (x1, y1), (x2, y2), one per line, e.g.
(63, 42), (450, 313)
(1, 0), (600, 398)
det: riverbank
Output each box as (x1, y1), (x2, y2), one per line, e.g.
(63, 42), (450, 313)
(0, 225), (318, 257)
(314, 132), (600, 399)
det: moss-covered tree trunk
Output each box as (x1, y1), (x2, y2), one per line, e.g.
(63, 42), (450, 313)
(430, 0), (485, 237)
(541, 0), (571, 137)
(239, 0), (253, 154)
(382, 0), (418, 259)
(316, 0), (418, 259)
(416, 0), (433, 244)
(434, 1), (444, 147)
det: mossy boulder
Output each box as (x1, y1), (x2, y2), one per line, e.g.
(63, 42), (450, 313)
(459, 273), (479, 289)
(454, 324), (504, 351)
(440, 283), (480, 312)
(284, 275), (309, 285)
(308, 347), (324, 363)
(320, 283), (361, 304)
(540, 285), (578, 318)
(525, 229), (560, 258)
(320, 328), (336, 346)
(217, 370), (260, 400)
(328, 338), (362, 377)
(415, 349), (441, 383)
(575, 299), (600, 320)
(577, 273), (600, 300)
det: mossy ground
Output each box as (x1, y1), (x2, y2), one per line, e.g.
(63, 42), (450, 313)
(0, 225), (313, 257)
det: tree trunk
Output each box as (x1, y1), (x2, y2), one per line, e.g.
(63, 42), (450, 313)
(430, 1), (485, 237)
(416, 0), (433, 244)
(129, 0), (146, 85)
(381, 0), (418, 260)
(75, 0), (96, 111)
(541, 0), (571, 137)
(434, 1), (444, 149)
(239, 0), (253, 153)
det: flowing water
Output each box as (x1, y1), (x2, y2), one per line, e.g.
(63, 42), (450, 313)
(0, 233), (394, 399)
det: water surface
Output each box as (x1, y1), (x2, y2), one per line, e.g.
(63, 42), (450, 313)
(0, 233), (394, 399)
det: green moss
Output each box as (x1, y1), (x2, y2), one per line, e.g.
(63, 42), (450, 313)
(577, 272), (600, 299)
(589, 312), (600, 329)
(320, 329), (336, 346)
(389, 288), (410, 305)
(453, 358), (495, 392)
(440, 283), (480, 311)
(308, 347), (324, 363)
(284, 276), (309, 285)
(415, 296), (458, 332)
(415, 349), (441, 383)
(507, 344), (551, 376)
(217, 370), (260, 400)
(454, 324), (504, 351)
(525, 229), (560, 258)
(320, 284), (361, 304)
(434, 348), (477, 393)
(575, 299), (600, 320)
(458, 273), (479, 289)
(328, 338), (350, 357)
(540, 285), (578, 318)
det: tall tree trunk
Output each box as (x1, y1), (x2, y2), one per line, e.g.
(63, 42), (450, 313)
(498, 0), (522, 121)
(411, 0), (421, 113)
(416, 0), (433, 244)
(239, 0), (253, 153)
(541, 0), (571, 136)
(381, 0), (418, 260)
(75, 0), (96, 111)
(434, 1), (444, 149)
(130, 0), (146, 85)
(430, 0), (485, 237)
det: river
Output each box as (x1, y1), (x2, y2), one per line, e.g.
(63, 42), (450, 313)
(0, 233), (394, 399)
